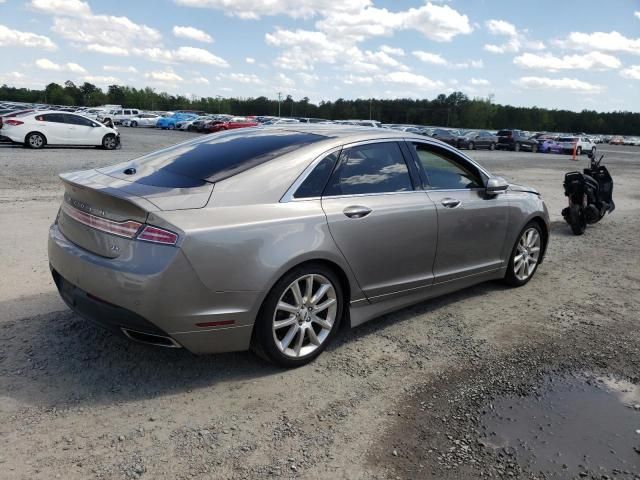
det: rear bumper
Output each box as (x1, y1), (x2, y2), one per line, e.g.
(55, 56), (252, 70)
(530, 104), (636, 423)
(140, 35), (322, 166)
(48, 223), (259, 354)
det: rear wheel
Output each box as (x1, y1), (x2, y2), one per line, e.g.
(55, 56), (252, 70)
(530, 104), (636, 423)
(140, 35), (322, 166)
(514, 143), (521, 152)
(489, 142), (495, 151)
(102, 134), (118, 150)
(168, 124), (175, 130)
(531, 143), (538, 153)
(576, 146), (582, 155)
(253, 264), (344, 368)
(468, 141), (475, 150)
(504, 223), (543, 287)
(25, 132), (46, 149)
(130, 121), (138, 127)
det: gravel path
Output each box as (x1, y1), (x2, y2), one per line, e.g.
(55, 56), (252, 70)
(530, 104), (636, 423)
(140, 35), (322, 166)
(0, 130), (638, 479)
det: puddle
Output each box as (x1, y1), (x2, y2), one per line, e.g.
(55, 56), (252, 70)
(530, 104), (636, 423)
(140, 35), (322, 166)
(480, 372), (640, 477)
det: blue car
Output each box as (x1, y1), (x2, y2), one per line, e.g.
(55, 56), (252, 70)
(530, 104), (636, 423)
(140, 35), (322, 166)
(156, 113), (198, 130)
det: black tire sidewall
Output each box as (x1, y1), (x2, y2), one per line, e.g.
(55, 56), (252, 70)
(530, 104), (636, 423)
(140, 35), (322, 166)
(504, 222), (543, 287)
(253, 264), (344, 368)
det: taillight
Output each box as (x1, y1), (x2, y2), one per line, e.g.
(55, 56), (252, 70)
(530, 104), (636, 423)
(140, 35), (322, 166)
(136, 226), (178, 245)
(4, 119), (24, 126)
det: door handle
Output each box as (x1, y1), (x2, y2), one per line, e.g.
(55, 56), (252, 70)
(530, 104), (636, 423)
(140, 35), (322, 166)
(343, 205), (372, 219)
(441, 198), (461, 208)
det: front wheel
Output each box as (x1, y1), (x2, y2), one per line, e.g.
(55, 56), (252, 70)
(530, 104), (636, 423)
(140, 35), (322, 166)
(514, 143), (521, 152)
(102, 134), (118, 150)
(130, 121), (137, 127)
(252, 264), (344, 368)
(168, 124), (175, 130)
(504, 223), (544, 287)
(468, 141), (475, 150)
(489, 142), (495, 151)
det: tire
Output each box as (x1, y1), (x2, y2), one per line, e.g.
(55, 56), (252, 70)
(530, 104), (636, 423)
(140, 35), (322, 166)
(25, 132), (46, 149)
(468, 141), (475, 150)
(568, 204), (586, 235)
(252, 263), (344, 368)
(130, 121), (137, 127)
(576, 146), (582, 155)
(168, 124), (175, 130)
(102, 134), (118, 150)
(504, 222), (544, 287)
(489, 143), (495, 151)
(591, 147), (596, 156)
(514, 143), (521, 152)
(531, 143), (538, 153)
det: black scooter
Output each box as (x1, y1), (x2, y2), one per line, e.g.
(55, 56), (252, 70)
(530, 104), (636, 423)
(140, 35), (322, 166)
(561, 152), (615, 235)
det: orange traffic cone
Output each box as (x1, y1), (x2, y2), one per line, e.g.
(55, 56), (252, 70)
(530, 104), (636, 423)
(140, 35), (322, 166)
(572, 140), (577, 161)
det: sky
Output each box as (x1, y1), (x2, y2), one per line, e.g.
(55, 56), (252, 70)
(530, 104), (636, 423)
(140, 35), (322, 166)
(1, 0), (639, 112)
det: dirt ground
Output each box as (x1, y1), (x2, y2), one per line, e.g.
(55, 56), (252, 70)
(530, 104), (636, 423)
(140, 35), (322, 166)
(0, 129), (638, 479)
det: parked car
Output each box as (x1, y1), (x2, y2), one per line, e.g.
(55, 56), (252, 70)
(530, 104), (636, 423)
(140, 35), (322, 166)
(1, 111), (119, 149)
(555, 136), (597, 155)
(536, 136), (558, 153)
(608, 136), (625, 145)
(156, 113), (198, 130)
(176, 115), (209, 131)
(97, 108), (141, 125)
(122, 113), (161, 128)
(456, 130), (498, 150)
(189, 115), (217, 132)
(429, 128), (459, 147)
(496, 129), (538, 152)
(206, 116), (259, 133)
(48, 126), (549, 367)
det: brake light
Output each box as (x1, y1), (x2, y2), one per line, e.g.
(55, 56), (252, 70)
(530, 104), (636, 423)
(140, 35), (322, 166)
(4, 119), (23, 126)
(136, 225), (178, 245)
(62, 203), (141, 238)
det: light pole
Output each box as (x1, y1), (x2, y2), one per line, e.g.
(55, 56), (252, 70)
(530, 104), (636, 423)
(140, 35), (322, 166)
(216, 95), (222, 114)
(369, 98), (372, 120)
(277, 91), (282, 117)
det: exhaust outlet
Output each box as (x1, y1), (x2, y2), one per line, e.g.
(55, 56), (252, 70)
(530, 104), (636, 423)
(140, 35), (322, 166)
(121, 328), (182, 348)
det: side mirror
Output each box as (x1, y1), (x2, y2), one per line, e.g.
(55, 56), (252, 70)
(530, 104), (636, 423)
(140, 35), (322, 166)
(486, 176), (509, 195)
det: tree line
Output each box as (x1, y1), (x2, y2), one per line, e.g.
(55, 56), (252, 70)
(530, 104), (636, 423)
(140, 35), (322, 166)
(1, 81), (639, 135)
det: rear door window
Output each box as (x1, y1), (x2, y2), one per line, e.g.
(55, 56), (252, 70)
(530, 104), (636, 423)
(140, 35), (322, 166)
(324, 142), (413, 196)
(40, 113), (67, 123)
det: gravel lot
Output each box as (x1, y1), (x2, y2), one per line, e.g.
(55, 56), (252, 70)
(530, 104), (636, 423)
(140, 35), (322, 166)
(1, 128), (639, 479)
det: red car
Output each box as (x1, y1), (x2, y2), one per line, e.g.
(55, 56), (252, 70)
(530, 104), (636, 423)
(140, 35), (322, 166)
(206, 116), (258, 133)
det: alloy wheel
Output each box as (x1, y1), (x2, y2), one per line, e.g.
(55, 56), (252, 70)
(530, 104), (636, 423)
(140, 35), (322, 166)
(29, 134), (43, 148)
(513, 228), (541, 281)
(103, 135), (117, 149)
(272, 274), (337, 358)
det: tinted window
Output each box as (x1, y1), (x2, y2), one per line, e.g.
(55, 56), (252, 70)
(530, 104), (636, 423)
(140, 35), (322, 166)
(41, 113), (66, 123)
(324, 142), (413, 196)
(294, 151), (339, 199)
(411, 143), (483, 190)
(134, 131), (326, 184)
(497, 130), (512, 136)
(65, 114), (96, 127)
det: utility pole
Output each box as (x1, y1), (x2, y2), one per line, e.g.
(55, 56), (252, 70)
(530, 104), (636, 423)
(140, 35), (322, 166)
(216, 95), (222, 114)
(277, 92), (282, 117)
(369, 98), (372, 120)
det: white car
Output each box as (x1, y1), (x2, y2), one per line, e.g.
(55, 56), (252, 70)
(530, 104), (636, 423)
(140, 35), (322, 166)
(122, 113), (161, 128)
(556, 136), (597, 155)
(97, 108), (141, 125)
(0, 111), (119, 149)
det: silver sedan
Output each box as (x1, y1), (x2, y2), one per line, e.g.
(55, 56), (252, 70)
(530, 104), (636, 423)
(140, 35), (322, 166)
(48, 126), (549, 367)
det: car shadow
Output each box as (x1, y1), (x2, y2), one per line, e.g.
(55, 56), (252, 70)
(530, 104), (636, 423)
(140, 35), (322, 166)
(0, 281), (510, 408)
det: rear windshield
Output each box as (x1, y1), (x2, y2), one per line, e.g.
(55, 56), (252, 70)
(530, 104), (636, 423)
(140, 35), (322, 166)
(497, 130), (513, 136)
(135, 130), (326, 183)
(558, 137), (576, 142)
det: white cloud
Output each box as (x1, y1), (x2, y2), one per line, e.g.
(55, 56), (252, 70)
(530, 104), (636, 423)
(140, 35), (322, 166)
(514, 52), (622, 71)
(342, 74), (374, 85)
(558, 31), (640, 55)
(172, 46), (228, 66)
(82, 75), (120, 84)
(484, 19), (544, 54)
(35, 58), (86, 73)
(103, 65), (138, 73)
(412, 50), (447, 65)
(0, 24), (57, 50)
(30, 0), (91, 16)
(246, 57), (256, 64)
(172, 25), (213, 43)
(470, 78), (490, 86)
(380, 45), (405, 56)
(175, 0), (371, 20)
(193, 76), (210, 84)
(621, 65), (640, 80)
(402, 3), (472, 42)
(381, 71), (444, 89)
(635, 11), (640, 20)
(145, 69), (184, 83)
(514, 76), (604, 93)
(85, 44), (129, 56)
(223, 73), (262, 84)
